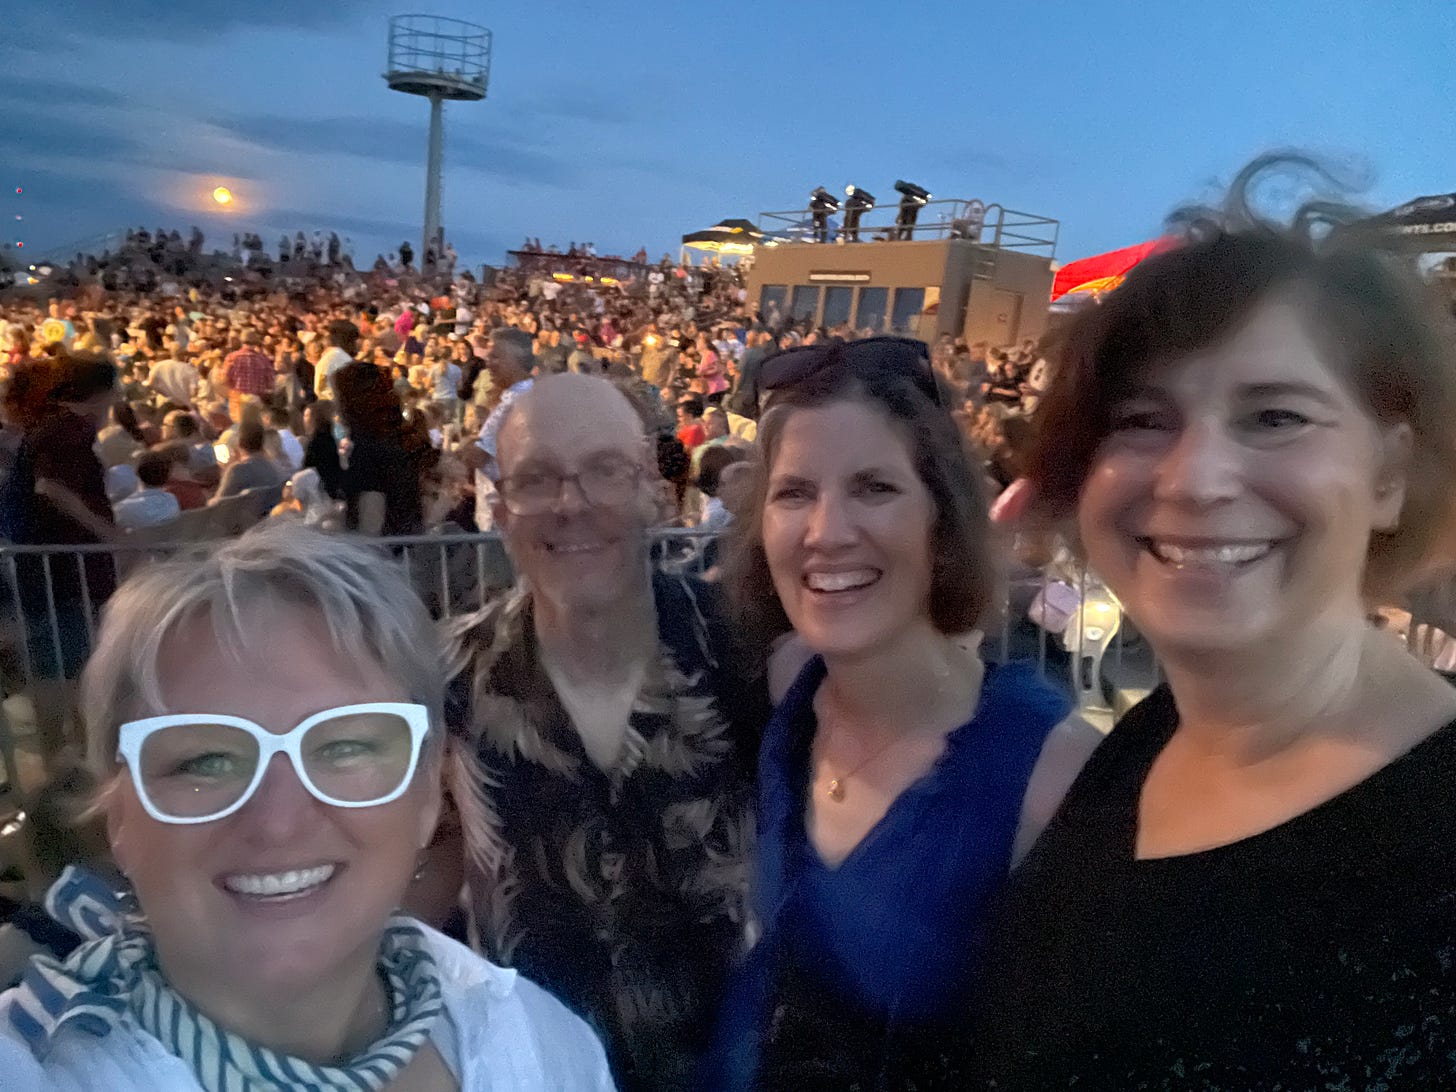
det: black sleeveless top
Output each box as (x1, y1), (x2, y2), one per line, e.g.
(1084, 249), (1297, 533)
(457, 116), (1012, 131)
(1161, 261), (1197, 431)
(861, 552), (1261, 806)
(964, 685), (1456, 1090)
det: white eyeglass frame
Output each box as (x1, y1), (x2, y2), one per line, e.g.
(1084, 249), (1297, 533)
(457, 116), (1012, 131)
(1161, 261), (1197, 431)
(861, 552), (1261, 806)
(116, 702), (431, 826)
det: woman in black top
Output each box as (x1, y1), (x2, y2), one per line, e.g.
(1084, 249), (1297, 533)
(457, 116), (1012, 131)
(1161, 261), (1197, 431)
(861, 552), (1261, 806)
(966, 156), (1456, 1088)
(301, 399), (344, 499)
(333, 356), (427, 535)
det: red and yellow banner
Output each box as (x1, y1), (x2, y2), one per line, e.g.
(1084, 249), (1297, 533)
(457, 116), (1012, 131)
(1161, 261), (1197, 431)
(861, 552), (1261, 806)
(1051, 237), (1174, 302)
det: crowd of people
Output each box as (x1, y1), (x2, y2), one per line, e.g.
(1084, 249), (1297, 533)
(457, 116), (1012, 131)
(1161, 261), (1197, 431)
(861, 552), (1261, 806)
(1, 154), (1456, 1090)
(0, 229), (1051, 599)
(28, 223), (477, 293)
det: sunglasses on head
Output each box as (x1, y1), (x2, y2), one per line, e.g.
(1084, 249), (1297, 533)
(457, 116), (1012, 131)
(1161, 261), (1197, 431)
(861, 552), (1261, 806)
(759, 335), (941, 406)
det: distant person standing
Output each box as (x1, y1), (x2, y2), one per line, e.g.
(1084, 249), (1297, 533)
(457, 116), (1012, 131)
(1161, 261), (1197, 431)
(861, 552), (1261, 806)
(312, 320), (358, 402)
(301, 399), (345, 500)
(221, 330), (273, 424)
(459, 328), (534, 531)
(333, 350), (427, 535)
(148, 343), (201, 408)
(429, 351), (463, 422)
(728, 330), (776, 419)
(8, 354), (119, 760)
(809, 187), (839, 244)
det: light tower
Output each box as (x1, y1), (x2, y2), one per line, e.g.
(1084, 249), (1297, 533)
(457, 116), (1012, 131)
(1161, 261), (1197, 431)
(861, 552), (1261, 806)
(385, 15), (491, 264)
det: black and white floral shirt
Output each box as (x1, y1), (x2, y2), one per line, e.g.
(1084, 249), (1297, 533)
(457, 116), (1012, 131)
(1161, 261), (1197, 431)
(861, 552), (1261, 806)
(443, 572), (764, 1092)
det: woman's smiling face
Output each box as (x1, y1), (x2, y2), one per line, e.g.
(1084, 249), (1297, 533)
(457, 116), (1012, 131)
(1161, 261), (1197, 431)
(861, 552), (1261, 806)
(761, 399), (937, 659)
(107, 605), (440, 1007)
(1076, 294), (1408, 658)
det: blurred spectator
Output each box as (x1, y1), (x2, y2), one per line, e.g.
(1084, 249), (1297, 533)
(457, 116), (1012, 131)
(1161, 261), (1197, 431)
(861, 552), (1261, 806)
(112, 450), (180, 530)
(677, 396), (707, 451)
(221, 330), (273, 422)
(313, 319), (359, 401)
(265, 404), (303, 470)
(148, 343), (200, 406)
(301, 399), (345, 500)
(212, 419), (284, 499)
(334, 350), (426, 535)
(696, 444), (749, 534)
(157, 442), (209, 510)
(7, 353), (119, 759)
(159, 410), (219, 488)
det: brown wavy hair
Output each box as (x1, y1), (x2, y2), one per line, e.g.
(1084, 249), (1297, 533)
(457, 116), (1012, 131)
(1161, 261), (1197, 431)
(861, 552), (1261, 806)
(721, 351), (999, 651)
(1026, 154), (1456, 599)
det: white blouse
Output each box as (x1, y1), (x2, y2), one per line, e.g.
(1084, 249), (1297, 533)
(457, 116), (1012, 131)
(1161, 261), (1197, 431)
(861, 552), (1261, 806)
(0, 922), (616, 1092)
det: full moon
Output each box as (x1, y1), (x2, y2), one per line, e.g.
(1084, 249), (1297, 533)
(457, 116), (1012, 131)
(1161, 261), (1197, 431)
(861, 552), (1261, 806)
(212, 186), (233, 205)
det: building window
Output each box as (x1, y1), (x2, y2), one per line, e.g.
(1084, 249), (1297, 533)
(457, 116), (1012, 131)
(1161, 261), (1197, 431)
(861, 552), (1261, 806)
(855, 286), (888, 332)
(759, 284), (787, 321)
(890, 287), (926, 333)
(822, 286), (853, 328)
(790, 285), (821, 323)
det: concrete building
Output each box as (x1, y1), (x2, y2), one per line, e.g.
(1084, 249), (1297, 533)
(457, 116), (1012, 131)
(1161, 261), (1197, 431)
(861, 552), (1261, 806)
(743, 201), (1059, 347)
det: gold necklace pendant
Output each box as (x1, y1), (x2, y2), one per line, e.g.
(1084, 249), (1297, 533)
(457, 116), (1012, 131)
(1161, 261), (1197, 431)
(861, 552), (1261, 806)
(827, 777), (846, 802)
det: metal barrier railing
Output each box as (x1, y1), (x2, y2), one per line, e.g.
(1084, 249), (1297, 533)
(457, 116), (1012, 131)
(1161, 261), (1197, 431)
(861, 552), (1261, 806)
(756, 200), (1060, 255)
(0, 530), (722, 695)
(0, 530), (714, 808)
(0, 531), (1156, 736)
(4, 528), (1447, 806)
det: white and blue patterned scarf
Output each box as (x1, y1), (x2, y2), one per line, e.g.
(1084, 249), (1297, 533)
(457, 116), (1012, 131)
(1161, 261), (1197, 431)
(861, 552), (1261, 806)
(10, 866), (445, 1091)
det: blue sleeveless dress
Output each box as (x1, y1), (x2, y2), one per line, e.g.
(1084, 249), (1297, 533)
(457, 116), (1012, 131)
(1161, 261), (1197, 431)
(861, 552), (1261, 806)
(709, 656), (1070, 1090)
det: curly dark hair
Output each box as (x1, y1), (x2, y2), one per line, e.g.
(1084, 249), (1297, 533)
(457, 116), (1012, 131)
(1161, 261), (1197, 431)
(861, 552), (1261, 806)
(656, 432), (690, 483)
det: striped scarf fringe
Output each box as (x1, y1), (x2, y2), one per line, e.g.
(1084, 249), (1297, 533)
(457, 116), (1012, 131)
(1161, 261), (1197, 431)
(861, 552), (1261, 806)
(10, 866), (444, 1091)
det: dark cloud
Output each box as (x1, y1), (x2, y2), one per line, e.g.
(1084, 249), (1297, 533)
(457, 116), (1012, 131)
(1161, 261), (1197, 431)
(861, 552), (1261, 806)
(0, 73), (127, 110)
(222, 112), (578, 187)
(7, 0), (386, 42)
(120, 142), (262, 180)
(1, 107), (246, 181)
(12, 167), (173, 259)
(8, 166), (128, 211)
(0, 114), (136, 162)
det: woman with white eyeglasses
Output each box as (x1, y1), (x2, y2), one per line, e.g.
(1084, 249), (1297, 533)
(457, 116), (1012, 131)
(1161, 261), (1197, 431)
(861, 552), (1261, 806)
(0, 522), (614, 1091)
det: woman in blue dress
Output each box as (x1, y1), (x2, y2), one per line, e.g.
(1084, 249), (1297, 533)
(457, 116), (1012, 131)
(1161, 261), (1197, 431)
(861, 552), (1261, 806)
(712, 336), (1102, 1089)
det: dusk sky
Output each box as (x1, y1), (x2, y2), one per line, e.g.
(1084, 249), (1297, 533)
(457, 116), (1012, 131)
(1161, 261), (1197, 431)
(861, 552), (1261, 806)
(5, 0), (1453, 268)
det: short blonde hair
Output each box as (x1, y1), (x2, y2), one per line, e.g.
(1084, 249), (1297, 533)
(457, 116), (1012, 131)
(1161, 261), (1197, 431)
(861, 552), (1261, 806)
(80, 521), (445, 781)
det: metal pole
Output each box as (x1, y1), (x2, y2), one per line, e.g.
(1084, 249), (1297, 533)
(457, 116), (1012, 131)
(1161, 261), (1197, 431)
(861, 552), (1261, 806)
(423, 93), (444, 262)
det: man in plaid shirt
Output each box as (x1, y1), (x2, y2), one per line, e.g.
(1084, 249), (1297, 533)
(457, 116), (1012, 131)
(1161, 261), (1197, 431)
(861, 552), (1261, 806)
(223, 329), (275, 421)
